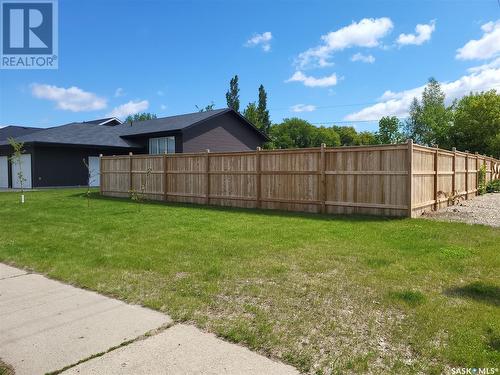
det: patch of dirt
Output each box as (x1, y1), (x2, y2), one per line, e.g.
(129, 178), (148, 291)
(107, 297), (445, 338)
(197, 270), (422, 374)
(423, 193), (500, 227)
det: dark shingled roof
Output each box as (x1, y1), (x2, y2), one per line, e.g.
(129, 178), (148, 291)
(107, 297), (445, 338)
(0, 109), (267, 148)
(0, 126), (44, 141)
(0, 122), (141, 148)
(117, 108), (229, 136)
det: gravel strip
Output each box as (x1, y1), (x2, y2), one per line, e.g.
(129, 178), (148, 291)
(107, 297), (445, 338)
(423, 193), (500, 227)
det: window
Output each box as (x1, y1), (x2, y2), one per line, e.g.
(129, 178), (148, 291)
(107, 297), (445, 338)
(149, 136), (175, 154)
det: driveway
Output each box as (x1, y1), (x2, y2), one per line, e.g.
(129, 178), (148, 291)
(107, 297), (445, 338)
(0, 263), (298, 375)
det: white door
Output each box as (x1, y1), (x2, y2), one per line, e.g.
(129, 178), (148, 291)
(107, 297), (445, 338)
(88, 156), (100, 187)
(0, 156), (8, 188)
(12, 154), (32, 189)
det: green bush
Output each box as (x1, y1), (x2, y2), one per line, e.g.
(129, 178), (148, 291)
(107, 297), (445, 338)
(486, 179), (500, 193)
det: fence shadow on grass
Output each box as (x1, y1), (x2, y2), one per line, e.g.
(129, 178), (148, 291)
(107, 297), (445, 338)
(444, 282), (500, 307)
(68, 191), (404, 224)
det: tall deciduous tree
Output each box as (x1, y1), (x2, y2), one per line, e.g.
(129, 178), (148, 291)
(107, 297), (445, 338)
(243, 102), (259, 127)
(196, 102), (215, 112)
(268, 119), (342, 149)
(331, 125), (359, 145)
(257, 85), (271, 134)
(377, 116), (403, 144)
(405, 78), (452, 147)
(357, 131), (379, 145)
(405, 98), (424, 143)
(225, 75), (240, 112)
(311, 126), (341, 147)
(451, 90), (500, 157)
(269, 118), (315, 149)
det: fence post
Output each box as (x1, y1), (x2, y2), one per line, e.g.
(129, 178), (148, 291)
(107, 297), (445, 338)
(488, 157), (492, 182)
(205, 149), (210, 205)
(433, 145), (439, 210)
(320, 143), (326, 214)
(452, 147), (456, 194)
(407, 139), (413, 218)
(163, 153), (168, 202)
(465, 151), (469, 199)
(475, 152), (479, 196)
(129, 152), (133, 194)
(256, 147), (261, 209)
(99, 154), (103, 194)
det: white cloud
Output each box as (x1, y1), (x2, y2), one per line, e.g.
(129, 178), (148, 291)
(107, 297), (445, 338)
(351, 52), (375, 63)
(467, 56), (500, 73)
(245, 31), (272, 52)
(31, 84), (107, 112)
(296, 18), (393, 68)
(286, 71), (338, 88)
(456, 20), (500, 60)
(107, 100), (149, 118)
(290, 104), (317, 112)
(157, 90), (165, 96)
(345, 66), (500, 121)
(114, 88), (125, 97)
(160, 104), (167, 110)
(397, 20), (436, 46)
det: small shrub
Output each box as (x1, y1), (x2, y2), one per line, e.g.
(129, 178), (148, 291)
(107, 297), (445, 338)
(129, 167), (152, 211)
(437, 190), (464, 206)
(82, 158), (98, 208)
(8, 137), (27, 202)
(477, 164), (487, 195)
(486, 179), (500, 193)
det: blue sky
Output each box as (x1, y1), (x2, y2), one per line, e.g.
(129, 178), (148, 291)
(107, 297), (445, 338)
(1, 0), (500, 131)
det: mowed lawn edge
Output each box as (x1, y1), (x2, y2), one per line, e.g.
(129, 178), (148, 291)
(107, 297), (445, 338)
(1, 189), (499, 374)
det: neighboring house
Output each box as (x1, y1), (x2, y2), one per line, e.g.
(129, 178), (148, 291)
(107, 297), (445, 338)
(0, 109), (268, 189)
(82, 117), (122, 126)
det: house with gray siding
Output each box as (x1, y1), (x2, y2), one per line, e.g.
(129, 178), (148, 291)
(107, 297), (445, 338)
(0, 108), (268, 188)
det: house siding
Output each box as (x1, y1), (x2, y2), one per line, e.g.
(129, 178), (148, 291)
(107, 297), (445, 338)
(182, 112), (264, 153)
(32, 145), (130, 188)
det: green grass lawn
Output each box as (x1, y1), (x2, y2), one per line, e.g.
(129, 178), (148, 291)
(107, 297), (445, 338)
(1, 189), (499, 374)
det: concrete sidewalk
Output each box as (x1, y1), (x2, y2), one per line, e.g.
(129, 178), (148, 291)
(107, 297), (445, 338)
(0, 264), (298, 375)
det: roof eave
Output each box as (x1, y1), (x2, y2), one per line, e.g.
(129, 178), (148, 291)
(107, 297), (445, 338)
(119, 109), (231, 138)
(8, 140), (142, 149)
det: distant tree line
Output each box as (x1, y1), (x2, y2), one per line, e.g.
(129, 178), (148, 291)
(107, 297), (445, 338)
(231, 75), (499, 157)
(125, 112), (157, 123)
(379, 78), (500, 157)
(141, 75), (500, 158)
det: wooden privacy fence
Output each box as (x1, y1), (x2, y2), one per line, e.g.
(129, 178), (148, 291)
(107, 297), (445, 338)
(100, 141), (500, 218)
